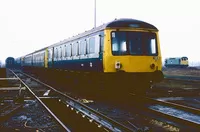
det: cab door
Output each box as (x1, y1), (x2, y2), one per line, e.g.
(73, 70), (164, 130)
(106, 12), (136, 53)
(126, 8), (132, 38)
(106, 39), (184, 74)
(45, 49), (48, 68)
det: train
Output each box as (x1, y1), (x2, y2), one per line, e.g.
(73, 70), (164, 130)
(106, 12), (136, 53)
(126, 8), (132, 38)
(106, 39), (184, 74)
(164, 57), (189, 68)
(12, 18), (164, 94)
(5, 57), (15, 68)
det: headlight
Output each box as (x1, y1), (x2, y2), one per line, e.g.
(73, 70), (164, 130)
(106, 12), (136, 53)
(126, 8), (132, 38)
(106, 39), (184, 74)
(115, 61), (121, 70)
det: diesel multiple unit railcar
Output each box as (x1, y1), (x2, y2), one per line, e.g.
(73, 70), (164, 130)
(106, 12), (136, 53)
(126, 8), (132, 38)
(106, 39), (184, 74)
(5, 57), (15, 68)
(165, 57), (189, 68)
(15, 18), (164, 94)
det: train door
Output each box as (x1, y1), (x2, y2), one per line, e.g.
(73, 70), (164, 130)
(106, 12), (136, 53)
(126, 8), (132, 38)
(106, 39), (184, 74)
(47, 47), (54, 68)
(99, 31), (104, 59)
(45, 49), (48, 68)
(97, 31), (104, 72)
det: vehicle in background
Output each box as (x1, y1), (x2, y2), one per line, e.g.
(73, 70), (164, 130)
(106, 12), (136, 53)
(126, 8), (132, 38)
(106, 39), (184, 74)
(5, 57), (15, 69)
(164, 57), (188, 68)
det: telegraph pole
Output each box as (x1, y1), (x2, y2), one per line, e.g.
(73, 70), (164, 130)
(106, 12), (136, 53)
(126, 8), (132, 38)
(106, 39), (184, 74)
(94, 0), (96, 28)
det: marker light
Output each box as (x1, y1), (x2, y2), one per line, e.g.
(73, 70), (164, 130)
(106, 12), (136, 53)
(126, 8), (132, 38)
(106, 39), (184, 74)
(150, 63), (155, 69)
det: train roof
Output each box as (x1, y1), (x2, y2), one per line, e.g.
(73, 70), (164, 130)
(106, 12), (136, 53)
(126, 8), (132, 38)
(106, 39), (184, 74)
(23, 18), (158, 57)
(5, 57), (14, 60)
(48, 18), (158, 48)
(106, 18), (158, 29)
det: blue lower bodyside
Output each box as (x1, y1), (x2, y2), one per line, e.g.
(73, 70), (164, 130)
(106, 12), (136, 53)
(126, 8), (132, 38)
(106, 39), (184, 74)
(49, 58), (103, 72)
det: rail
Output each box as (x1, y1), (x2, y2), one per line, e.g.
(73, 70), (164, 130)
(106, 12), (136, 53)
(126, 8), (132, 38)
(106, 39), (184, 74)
(11, 70), (134, 132)
(146, 97), (200, 129)
(10, 70), (71, 132)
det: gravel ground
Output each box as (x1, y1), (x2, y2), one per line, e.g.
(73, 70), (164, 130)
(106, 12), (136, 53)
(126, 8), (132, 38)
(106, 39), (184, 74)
(0, 100), (64, 132)
(163, 68), (200, 77)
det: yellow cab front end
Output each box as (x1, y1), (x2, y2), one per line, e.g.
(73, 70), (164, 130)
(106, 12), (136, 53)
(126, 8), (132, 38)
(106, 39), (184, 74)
(180, 57), (189, 66)
(103, 28), (164, 86)
(180, 60), (188, 65)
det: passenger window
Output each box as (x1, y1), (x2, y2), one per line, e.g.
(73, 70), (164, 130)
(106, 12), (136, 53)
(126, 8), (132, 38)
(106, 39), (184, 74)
(66, 44), (72, 57)
(59, 47), (62, 58)
(80, 40), (87, 55)
(54, 48), (57, 58)
(72, 42), (78, 56)
(63, 45), (66, 57)
(48, 49), (52, 60)
(57, 47), (60, 59)
(37, 54), (39, 63)
(65, 45), (67, 56)
(48, 50), (50, 60)
(89, 37), (95, 53)
(55, 48), (57, 58)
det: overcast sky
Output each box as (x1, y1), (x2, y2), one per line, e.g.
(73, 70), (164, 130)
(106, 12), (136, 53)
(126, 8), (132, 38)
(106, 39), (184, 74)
(0, 0), (199, 65)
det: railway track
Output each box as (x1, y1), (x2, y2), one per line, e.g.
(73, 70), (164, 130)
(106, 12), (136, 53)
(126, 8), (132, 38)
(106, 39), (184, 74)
(3, 69), (200, 131)
(10, 69), (134, 132)
(164, 75), (200, 81)
(162, 74), (200, 89)
(145, 96), (200, 131)
(124, 93), (200, 131)
(164, 78), (200, 86)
